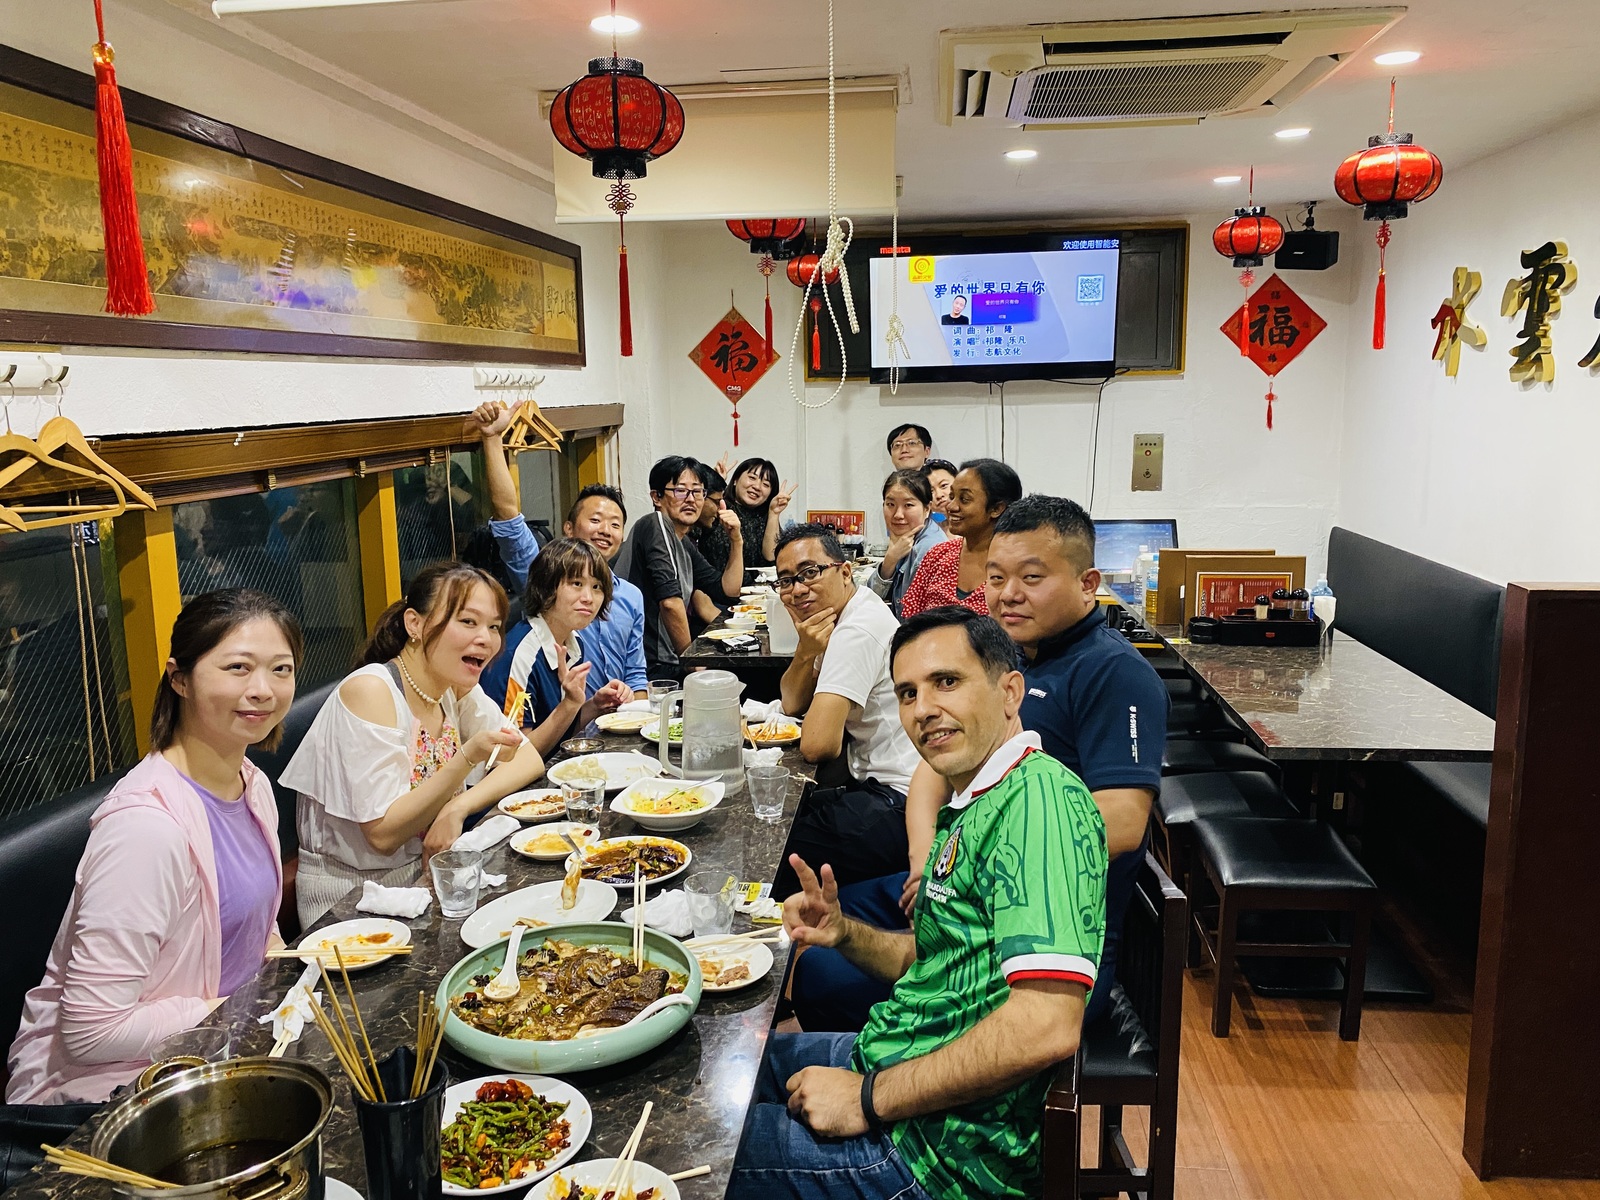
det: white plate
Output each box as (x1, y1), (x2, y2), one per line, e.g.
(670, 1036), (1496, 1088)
(510, 822), (601, 861)
(324, 1180), (362, 1200)
(440, 1074), (591, 1196)
(565, 836), (693, 890)
(497, 788), (568, 823)
(685, 937), (776, 993)
(594, 711), (656, 734)
(547, 752), (663, 792)
(611, 779), (725, 833)
(296, 919), (411, 970)
(702, 628), (760, 643)
(745, 717), (803, 748)
(459, 880), (618, 949)
(534, 1159), (680, 1200)
(638, 719), (682, 744)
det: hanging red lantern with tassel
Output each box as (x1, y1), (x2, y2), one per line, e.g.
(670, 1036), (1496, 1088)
(787, 252), (840, 373)
(1334, 78), (1443, 350)
(729, 219), (805, 361)
(89, 0), (153, 316)
(549, 5), (684, 357)
(1212, 169), (1283, 357)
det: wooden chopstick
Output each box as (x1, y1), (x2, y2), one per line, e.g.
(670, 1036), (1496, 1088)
(308, 997), (374, 1102)
(43, 1145), (177, 1190)
(668, 1165), (712, 1182)
(334, 947), (386, 1103)
(598, 1102), (653, 1200)
(316, 961), (378, 1101)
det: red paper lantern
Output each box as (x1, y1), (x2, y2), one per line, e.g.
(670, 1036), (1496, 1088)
(1212, 169), (1284, 356)
(549, 51), (684, 356)
(727, 219), (807, 258)
(1333, 79), (1443, 350)
(786, 254), (840, 372)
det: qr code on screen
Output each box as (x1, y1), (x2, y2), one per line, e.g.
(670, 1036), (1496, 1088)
(1076, 274), (1106, 304)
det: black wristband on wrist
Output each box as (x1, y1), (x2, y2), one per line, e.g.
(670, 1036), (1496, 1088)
(860, 1069), (884, 1134)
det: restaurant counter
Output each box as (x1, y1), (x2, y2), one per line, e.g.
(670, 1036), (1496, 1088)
(12, 737), (810, 1200)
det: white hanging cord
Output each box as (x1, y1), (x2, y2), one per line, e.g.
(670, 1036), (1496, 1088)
(788, 0), (856, 410)
(885, 206), (908, 394)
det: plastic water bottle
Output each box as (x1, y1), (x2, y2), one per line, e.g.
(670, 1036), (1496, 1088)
(1144, 551), (1160, 620)
(1132, 545), (1152, 588)
(1310, 575), (1336, 631)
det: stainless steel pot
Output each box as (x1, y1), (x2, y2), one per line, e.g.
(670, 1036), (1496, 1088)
(90, 1058), (332, 1200)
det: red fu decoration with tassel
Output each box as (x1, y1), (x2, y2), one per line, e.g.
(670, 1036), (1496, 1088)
(1334, 78), (1443, 350)
(728, 219), (805, 362)
(1212, 169), (1283, 357)
(786, 252), (840, 373)
(89, 0), (154, 315)
(549, 8), (684, 357)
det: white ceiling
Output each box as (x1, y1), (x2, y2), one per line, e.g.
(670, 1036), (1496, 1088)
(165, 0), (1600, 222)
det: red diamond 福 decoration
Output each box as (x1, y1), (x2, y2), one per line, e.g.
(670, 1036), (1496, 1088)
(1219, 273), (1326, 429)
(688, 307), (777, 447)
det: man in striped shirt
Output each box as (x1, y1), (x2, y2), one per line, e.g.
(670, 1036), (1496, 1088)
(729, 607), (1108, 1200)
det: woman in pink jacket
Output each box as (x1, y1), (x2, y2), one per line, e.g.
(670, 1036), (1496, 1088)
(5, 589), (300, 1104)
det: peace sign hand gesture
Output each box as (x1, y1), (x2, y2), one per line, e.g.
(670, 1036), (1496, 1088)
(556, 644), (592, 708)
(781, 854), (847, 949)
(715, 453), (735, 479)
(769, 480), (797, 517)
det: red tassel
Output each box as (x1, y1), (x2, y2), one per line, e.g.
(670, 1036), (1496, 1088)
(1266, 384), (1276, 430)
(90, 4), (153, 317)
(811, 321), (821, 372)
(1237, 268), (1254, 356)
(617, 243), (633, 357)
(732, 408), (740, 447)
(764, 287), (774, 364)
(1372, 220), (1391, 351)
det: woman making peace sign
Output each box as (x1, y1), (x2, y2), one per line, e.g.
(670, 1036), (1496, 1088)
(725, 457), (798, 568)
(480, 539), (632, 754)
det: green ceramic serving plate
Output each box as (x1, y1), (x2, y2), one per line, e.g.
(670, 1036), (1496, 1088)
(435, 921), (703, 1074)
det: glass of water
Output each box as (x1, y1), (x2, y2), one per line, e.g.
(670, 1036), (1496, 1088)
(563, 781), (606, 824)
(153, 1025), (231, 1065)
(647, 679), (677, 710)
(746, 764), (789, 823)
(429, 848), (483, 919)
(684, 871), (737, 938)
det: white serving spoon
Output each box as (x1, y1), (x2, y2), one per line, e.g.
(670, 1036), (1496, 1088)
(482, 924), (527, 1001)
(619, 992), (695, 1027)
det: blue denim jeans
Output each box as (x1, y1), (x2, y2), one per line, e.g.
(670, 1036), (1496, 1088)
(727, 1032), (933, 1200)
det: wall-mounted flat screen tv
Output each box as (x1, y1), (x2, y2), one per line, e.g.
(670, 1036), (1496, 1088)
(866, 234), (1121, 384)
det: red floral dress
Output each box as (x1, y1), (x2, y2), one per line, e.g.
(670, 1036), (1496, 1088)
(899, 538), (990, 618)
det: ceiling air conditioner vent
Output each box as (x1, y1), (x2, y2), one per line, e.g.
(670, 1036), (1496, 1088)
(1015, 58), (1279, 122)
(941, 8), (1405, 129)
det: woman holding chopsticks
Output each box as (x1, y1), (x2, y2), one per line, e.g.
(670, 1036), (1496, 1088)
(7, 589), (300, 1103)
(284, 562), (543, 928)
(480, 538), (632, 756)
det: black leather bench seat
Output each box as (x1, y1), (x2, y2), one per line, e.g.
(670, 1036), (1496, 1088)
(1080, 984), (1156, 1082)
(1156, 771), (1298, 827)
(1401, 760), (1491, 828)
(1193, 818), (1377, 893)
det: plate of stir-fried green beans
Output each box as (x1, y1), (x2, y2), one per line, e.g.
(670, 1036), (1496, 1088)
(440, 1074), (591, 1194)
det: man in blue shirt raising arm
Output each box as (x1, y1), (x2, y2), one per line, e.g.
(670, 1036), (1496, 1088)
(472, 402), (648, 699)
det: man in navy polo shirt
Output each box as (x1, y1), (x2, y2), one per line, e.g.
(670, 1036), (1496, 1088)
(790, 493), (1168, 1029)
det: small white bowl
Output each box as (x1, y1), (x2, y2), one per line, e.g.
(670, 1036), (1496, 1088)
(611, 778), (725, 832)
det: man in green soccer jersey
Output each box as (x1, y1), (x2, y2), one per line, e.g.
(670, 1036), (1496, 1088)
(728, 607), (1109, 1200)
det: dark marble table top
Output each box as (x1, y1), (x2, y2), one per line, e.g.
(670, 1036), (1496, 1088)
(13, 737), (810, 1200)
(1155, 627), (1495, 761)
(680, 617), (791, 705)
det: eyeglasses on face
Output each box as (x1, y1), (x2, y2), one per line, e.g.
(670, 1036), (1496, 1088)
(890, 438), (925, 452)
(661, 485), (707, 500)
(774, 562), (844, 592)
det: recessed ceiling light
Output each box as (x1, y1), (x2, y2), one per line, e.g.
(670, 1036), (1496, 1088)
(1275, 127), (1311, 139)
(1375, 50), (1421, 65)
(1004, 148), (1038, 161)
(591, 14), (639, 33)
(1213, 174), (1242, 184)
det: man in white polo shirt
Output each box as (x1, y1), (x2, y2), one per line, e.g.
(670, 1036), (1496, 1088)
(769, 523), (921, 898)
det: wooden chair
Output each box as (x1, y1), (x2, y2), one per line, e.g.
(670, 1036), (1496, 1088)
(1042, 854), (1188, 1200)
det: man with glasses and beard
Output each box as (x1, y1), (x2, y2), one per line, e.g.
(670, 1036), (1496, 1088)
(620, 456), (744, 681)
(768, 524), (922, 898)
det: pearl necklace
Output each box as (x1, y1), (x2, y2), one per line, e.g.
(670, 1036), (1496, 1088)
(395, 653), (442, 707)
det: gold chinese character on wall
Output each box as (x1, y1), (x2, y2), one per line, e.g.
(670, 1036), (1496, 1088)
(1430, 267), (1487, 377)
(1501, 241), (1578, 384)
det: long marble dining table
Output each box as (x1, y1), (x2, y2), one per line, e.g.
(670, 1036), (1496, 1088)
(11, 736), (810, 1200)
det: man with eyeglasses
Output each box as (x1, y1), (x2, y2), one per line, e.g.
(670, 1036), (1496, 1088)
(769, 524), (921, 899)
(620, 456), (745, 680)
(886, 424), (934, 472)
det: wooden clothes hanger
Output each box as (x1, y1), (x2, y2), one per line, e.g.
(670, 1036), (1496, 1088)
(0, 379), (139, 531)
(34, 405), (156, 510)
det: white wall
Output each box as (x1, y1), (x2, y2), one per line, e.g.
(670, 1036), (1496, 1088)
(651, 217), (1359, 573)
(5, 0), (648, 491)
(1338, 109), (1600, 584)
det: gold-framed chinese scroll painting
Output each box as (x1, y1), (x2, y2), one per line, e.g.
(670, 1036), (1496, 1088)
(0, 63), (583, 365)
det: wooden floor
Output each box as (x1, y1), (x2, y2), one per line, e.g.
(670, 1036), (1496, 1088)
(1085, 973), (1600, 1200)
